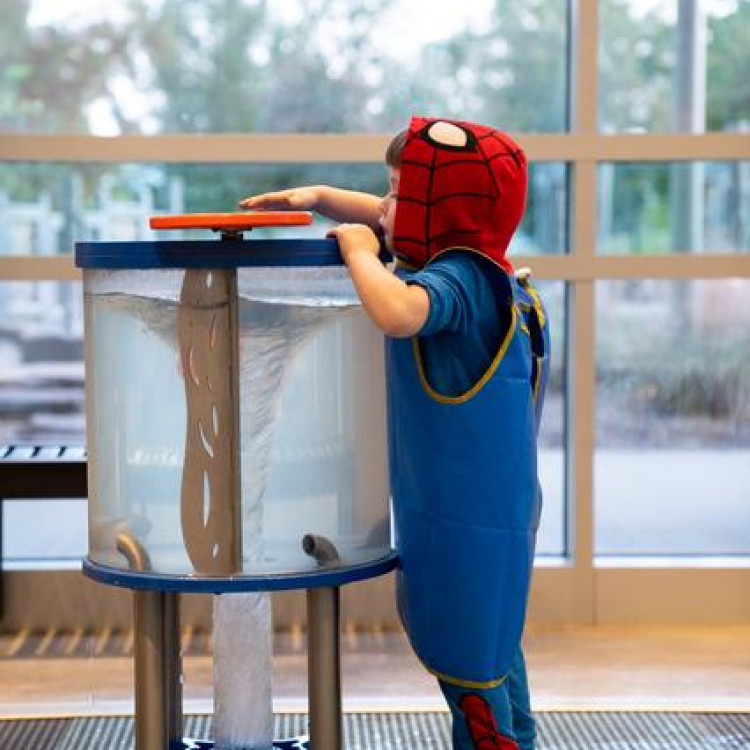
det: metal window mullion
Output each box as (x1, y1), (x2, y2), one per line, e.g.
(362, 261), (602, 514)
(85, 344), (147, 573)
(568, 161), (597, 624)
(523, 254), (750, 280)
(528, 133), (750, 161)
(2, 134), (749, 163)
(4, 253), (750, 283)
(0, 134), (391, 164)
(567, 0), (599, 622)
(571, 0), (599, 135)
(0, 256), (81, 281)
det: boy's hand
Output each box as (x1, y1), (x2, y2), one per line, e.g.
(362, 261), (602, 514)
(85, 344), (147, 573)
(328, 223), (428, 337)
(239, 187), (318, 211)
(327, 224), (380, 265)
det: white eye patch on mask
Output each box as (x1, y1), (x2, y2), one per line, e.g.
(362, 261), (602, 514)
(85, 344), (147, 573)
(427, 121), (469, 148)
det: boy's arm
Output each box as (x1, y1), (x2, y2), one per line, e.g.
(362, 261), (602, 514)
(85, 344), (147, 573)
(329, 224), (429, 338)
(239, 185), (382, 232)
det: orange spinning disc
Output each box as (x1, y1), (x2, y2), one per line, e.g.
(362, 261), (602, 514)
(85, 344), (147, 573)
(149, 211), (313, 232)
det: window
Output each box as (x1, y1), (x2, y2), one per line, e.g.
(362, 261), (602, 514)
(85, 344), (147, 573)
(2, 0), (749, 621)
(600, 0), (749, 134)
(598, 161), (750, 255)
(9, 0), (568, 135)
(595, 279), (750, 556)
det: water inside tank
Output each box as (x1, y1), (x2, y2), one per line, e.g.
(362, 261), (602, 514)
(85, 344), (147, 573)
(84, 266), (390, 576)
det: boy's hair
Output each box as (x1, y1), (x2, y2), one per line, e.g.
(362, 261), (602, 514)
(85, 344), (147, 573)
(385, 129), (408, 168)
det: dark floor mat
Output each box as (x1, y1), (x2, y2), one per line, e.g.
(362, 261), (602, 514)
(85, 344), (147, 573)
(0, 711), (747, 750)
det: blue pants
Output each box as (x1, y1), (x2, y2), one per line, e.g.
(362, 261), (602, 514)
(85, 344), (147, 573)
(438, 647), (536, 750)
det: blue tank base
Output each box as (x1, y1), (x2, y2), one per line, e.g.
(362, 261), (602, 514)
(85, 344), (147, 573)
(173, 737), (309, 750)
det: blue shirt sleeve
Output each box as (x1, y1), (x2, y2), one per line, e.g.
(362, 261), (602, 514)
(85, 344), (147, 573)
(396, 251), (509, 396)
(403, 252), (489, 336)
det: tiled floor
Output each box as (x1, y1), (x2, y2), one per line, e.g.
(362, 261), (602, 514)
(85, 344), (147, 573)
(0, 625), (748, 718)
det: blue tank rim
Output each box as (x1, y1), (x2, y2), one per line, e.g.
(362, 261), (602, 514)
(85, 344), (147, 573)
(75, 238), (391, 269)
(82, 553), (398, 593)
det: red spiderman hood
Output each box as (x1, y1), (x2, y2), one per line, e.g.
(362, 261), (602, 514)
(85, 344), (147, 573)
(393, 116), (527, 272)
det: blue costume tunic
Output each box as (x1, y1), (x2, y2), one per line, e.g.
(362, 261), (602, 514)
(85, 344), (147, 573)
(386, 251), (549, 687)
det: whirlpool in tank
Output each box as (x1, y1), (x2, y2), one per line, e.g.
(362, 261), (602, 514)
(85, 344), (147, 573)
(79, 212), (391, 579)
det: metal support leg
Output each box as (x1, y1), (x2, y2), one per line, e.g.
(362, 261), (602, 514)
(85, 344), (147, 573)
(306, 586), (342, 750)
(134, 590), (183, 750)
(165, 592), (183, 744)
(0, 497), (4, 623)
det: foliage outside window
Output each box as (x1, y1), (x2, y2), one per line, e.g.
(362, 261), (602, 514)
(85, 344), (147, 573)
(2, 0), (568, 135)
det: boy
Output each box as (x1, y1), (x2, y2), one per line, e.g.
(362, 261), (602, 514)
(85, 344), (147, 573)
(240, 116), (549, 750)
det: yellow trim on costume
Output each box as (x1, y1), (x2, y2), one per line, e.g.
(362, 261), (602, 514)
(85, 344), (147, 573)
(403, 625), (510, 689)
(412, 305), (518, 404)
(426, 664), (508, 690)
(396, 246), (514, 276)
(395, 258), (420, 272)
(515, 266), (547, 405)
(524, 283), (546, 329)
(515, 265), (546, 331)
(405, 246), (519, 405)
(430, 246), (513, 274)
(518, 306), (545, 402)
(532, 356), (543, 402)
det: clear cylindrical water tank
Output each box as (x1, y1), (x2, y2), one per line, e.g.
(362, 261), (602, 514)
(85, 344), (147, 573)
(78, 238), (390, 578)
